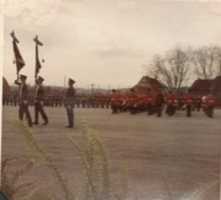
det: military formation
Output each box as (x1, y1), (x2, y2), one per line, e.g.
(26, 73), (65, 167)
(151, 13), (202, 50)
(3, 92), (111, 108)
(5, 31), (217, 129)
(110, 89), (217, 118)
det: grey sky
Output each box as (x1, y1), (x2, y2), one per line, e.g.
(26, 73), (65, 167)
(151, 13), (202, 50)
(3, 0), (221, 88)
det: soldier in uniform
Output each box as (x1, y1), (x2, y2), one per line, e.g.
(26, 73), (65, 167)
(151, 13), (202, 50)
(65, 78), (76, 128)
(184, 91), (194, 117)
(14, 74), (33, 127)
(195, 95), (202, 112)
(13, 93), (18, 106)
(165, 90), (177, 116)
(155, 92), (165, 117)
(110, 89), (124, 113)
(34, 76), (49, 125)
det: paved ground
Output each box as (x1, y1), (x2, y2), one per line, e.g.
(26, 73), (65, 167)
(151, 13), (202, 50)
(2, 106), (221, 200)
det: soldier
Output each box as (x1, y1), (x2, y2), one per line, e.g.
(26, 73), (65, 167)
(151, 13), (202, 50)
(111, 89), (120, 113)
(202, 93), (216, 118)
(195, 95), (202, 112)
(76, 96), (80, 108)
(165, 91), (177, 116)
(64, 78), (76, 128)
(128, 88), (138, 114)
(14, 74), (33, 127)
(184, 91), (193, 117)
(13, 93), (18, 106)
(145, 93), (154, 115)
(155, 92), (165, 117)
(34, 76), (49, 125)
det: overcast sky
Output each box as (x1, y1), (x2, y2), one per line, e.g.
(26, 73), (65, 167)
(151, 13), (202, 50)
(2, 0), (221, 88)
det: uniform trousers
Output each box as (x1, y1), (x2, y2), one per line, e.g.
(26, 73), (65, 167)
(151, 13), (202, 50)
(34, 101), (48, 124)
(19, 102), (32, 127)
(66, 105), (74, 127)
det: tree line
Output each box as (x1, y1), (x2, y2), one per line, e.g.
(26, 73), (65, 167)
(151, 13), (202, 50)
(146, 45), (221, 91)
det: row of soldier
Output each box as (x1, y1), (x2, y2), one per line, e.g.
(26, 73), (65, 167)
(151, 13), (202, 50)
(110, 88), (216, 117)
(8, 76), (216, 120)
(3, 92), (111, 109)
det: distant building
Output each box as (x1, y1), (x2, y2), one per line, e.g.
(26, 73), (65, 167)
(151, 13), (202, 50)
(189, 79), (213, 96)
(211, 76), (221, 101)
(190, 76), (221, 104)
(133, 76), (166, 94)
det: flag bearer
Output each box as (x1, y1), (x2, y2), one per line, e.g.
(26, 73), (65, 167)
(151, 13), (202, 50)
(14, 74), (33, 127)
(34, 76), (49, 125)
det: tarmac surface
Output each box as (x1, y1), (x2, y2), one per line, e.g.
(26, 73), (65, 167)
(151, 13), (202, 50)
(2, 106), (221, 200)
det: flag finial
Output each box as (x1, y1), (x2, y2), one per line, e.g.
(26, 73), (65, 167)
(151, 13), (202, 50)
(34, 35), (43, 46)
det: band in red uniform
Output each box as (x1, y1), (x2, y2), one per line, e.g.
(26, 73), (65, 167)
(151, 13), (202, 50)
(183, 91), (193, 117)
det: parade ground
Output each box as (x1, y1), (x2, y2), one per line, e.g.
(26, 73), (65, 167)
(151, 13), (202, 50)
(2, 106), (221, 200)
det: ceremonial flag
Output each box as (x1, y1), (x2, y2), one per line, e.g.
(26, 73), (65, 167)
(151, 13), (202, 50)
(34, 36), (43, 79)
(12, 37), (25, 75)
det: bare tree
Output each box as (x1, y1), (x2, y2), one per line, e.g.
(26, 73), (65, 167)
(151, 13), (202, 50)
(147, 46), (221, 91)
(148, 48), (190, 91)
(213, 46), (221, 76)
(192, 46), (218, 79)
(148, 55), (163, 80)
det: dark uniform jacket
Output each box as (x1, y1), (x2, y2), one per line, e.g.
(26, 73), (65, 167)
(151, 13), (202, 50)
(65, 87), (76, 107)
(35, 85), (45, 102)
(155, 93), (165, 106)
(15, 81), (29, 103)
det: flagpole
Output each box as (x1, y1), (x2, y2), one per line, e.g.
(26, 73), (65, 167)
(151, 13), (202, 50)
(35, 42), (38, 82)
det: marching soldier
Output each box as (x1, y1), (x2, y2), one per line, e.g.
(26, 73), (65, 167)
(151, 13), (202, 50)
(145, 93), (154, 115)
(195, 95), (202, 112)
(128, 88), (138, 114)
(155, 92), (165, 117)
(65, 78), (76, 128)
(111, 89), (122, 113)
(184, 91), (193, 117)
(165, 91), (177, 116)
(14, 74), (33, 127)
(34, 76), (49, 125)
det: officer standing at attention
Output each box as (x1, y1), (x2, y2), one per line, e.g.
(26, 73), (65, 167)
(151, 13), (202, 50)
(65, 78), (76, 128)
(14, 74), (33, 127)
(34, 76), (49, 125)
